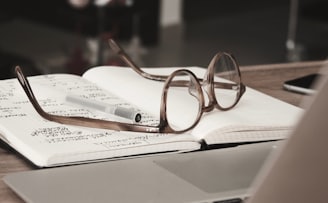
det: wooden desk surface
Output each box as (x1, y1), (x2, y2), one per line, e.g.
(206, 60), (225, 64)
(1, 60), (327, 202)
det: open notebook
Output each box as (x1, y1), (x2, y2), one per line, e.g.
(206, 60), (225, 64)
(0, 66), (301, 167)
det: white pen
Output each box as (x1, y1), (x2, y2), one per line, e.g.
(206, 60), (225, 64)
(65, 94), (142, 123)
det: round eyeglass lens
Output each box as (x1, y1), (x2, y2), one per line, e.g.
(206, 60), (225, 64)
(166, 71), (202, 132)
(213, 53), (241, 109)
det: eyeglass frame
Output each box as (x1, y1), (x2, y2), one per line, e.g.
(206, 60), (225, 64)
(15, 39), (246, 134)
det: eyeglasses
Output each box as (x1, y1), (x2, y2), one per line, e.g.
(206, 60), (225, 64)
(15, 39), (245, 134)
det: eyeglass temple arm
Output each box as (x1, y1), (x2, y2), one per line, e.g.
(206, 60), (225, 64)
(108, 39), (167, 81)
(169, 80), (239, 90)
(15, 66), (51, 119)
(14, 66), (162, 133)
(108, 39), (241, 91)
(213, 82), (242, 90)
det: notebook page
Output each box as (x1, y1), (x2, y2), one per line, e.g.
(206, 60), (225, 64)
(0, 75), (199, 167)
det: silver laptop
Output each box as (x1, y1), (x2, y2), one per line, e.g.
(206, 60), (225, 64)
(4, 141), (278, 203)
(4, 71), (328, 203)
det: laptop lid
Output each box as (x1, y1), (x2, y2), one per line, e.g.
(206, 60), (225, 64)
(247, 68), (328, 203)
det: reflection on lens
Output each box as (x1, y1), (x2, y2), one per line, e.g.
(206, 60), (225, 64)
(166, 71), (201, 132)
(214, 53), (240, 108)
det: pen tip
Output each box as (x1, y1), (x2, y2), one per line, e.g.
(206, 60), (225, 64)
(135, 113), (142, 123)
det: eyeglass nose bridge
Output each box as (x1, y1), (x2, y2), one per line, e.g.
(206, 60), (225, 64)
(198, 75), (218, 113)
(202, 96), (218, 113)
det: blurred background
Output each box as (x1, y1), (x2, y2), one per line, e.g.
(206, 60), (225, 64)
(0, 0), (327, 79)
